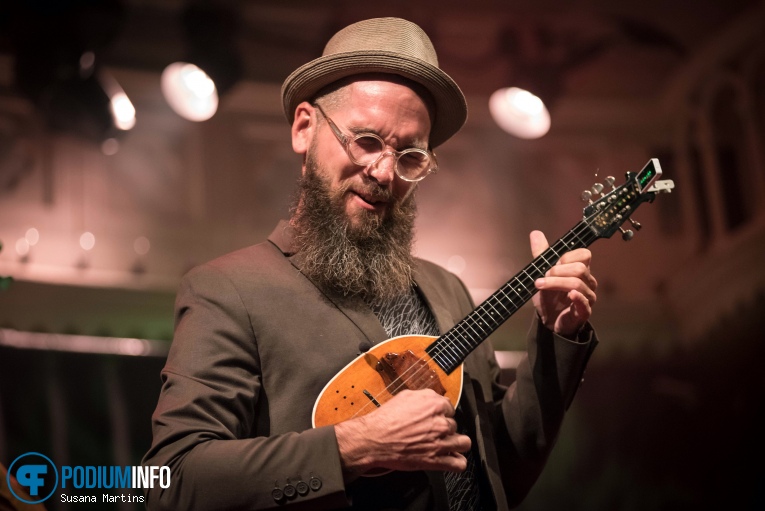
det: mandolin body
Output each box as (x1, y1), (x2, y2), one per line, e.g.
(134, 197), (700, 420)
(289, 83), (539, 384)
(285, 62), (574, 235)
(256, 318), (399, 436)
(312, 334), (464, 428)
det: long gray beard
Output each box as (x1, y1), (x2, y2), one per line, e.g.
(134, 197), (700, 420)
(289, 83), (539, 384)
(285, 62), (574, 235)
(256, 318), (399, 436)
(290, 161), (417, 303)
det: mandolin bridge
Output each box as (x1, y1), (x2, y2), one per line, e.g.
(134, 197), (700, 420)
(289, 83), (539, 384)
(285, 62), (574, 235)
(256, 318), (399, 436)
(375, 350), (447, 396)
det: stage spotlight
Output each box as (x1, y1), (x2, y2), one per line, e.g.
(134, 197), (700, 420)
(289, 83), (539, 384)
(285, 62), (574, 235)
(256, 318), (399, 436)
(50, 66), (135, 139)
(161, 62), (218, 121)
(100, 68), (136, 131)
(9, 0), (129, 143)
(489, 87), (551, 139)
(14, 49), (135, 142)
(161, 1), (242, 122)
(110, 91), (136, 131)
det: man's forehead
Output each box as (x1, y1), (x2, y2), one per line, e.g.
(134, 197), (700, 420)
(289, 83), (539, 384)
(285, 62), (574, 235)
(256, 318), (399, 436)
(348, 81), (426, 110)
(338, 80), (431, 135)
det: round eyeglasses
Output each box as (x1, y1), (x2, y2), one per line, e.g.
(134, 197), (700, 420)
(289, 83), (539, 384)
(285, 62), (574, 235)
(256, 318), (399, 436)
(314, 104), (438, 182)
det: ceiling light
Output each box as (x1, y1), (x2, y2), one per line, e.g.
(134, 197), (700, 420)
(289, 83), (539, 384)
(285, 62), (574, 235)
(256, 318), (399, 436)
(109, 92), (136, 130)
(161, 62), (219, 121)
(160, 2), (242, 122)
(10, 0), (130, 143)
(100, 71), (136, 131)
(489, 87), (551, 139)
(80, 232), (96, 251)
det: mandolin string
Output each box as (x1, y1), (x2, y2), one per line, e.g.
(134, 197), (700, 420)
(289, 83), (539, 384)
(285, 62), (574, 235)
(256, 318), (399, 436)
(346, 215), (603, 420)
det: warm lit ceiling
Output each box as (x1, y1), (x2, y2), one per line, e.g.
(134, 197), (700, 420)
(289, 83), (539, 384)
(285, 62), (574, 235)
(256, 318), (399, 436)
(1, 0), (762, 105)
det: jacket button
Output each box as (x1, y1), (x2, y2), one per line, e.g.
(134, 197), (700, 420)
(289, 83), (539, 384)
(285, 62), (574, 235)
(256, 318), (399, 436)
(309, 477), (322, 491)
(271, 488), (284, 502)
(283, 484), (296, 498)
(296, 481), (309, 495)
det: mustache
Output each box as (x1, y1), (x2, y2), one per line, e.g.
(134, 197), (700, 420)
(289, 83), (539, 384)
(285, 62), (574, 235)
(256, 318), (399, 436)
(342, 179), (394, 203)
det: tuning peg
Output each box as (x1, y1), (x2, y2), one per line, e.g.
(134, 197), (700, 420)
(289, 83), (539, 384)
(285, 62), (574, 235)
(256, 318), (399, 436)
(619, 227), (634, 241)
(605, 176), (616, 190)
(591, 183), (604, 196)
(628, 217), (642, 231)
(581, 190), (593, 203)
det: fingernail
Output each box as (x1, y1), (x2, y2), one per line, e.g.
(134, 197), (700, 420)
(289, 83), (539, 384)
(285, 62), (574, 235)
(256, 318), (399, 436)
(535, 278), (545, 288)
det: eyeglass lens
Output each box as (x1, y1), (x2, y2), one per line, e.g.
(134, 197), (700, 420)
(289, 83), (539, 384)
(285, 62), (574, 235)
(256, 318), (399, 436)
(348, 135), (431, 180)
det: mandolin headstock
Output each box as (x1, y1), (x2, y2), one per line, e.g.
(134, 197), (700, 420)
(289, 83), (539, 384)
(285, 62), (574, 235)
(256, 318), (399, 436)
(582, 158), (675, 241)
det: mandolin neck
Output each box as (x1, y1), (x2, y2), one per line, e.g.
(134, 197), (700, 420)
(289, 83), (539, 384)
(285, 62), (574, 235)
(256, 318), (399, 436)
(425, 220), (598, 374)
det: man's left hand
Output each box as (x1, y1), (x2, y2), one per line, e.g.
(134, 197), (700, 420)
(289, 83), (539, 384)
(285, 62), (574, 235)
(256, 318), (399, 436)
(530, 230), (598, 338)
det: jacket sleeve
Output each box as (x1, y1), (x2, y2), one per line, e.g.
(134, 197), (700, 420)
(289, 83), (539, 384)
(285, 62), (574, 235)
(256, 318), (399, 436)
(492, 317), (597, 508)
(142, 264), (350, 511)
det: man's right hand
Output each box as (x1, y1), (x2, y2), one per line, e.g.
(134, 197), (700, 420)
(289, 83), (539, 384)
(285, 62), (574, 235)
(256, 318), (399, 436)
(334, 389), (471, 477)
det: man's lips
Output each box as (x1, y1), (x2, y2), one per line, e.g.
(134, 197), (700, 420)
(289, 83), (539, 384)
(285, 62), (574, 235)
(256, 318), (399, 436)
(350, 189), (390, 210)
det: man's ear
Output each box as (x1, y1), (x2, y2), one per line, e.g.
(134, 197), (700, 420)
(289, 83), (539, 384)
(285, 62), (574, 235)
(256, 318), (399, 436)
(291, 102), (315, 157)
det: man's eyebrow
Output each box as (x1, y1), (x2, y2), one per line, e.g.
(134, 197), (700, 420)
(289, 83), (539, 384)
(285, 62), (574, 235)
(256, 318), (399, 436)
(346, 125), (428, 151)
(346, 125), (375, 136)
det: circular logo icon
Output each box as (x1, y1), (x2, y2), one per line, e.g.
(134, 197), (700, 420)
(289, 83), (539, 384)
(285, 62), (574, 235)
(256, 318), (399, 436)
(7, 452), (58, 504)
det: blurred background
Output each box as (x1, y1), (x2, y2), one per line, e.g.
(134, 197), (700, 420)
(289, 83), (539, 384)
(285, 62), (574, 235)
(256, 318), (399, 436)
(0, 0), (764, 509)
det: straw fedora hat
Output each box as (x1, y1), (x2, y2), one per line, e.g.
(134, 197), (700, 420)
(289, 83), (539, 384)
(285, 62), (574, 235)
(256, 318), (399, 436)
(281, 17), (467, 148)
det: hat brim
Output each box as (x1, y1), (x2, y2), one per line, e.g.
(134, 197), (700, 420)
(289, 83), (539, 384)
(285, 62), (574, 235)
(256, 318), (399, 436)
(281, 51), (467, 148)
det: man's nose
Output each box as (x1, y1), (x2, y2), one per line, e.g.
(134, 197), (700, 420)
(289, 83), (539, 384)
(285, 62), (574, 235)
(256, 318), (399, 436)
(366, 151), (396, 185)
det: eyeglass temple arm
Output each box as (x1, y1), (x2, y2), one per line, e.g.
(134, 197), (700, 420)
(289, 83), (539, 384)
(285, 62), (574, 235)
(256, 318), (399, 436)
(314, 104), (348, 144)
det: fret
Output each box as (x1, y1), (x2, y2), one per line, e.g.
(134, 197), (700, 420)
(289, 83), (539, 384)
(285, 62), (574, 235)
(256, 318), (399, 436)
(444, 329), (460, 358)
(484, 301), (502, 320)
(508, 284), (528, 302)
(495, 289), (519, 311)
(483, 301), (504, 326)
(447, 330), (471, 353)
(470, 314), (491, 335)
(474, 302), (495, 326)
(519, 270), (537, 287)
(492, 297), (518, 320)
(438, 344), (458, 366)
(446, 347), (466, 363)
(462, 318), (485, 339)
(433, 352), (451, 369)
(464, 322), (488, 349)
(527, 261), (545, 276)
(450, 329), (472, 354)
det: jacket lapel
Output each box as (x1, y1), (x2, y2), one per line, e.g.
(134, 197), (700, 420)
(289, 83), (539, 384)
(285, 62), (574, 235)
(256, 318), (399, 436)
(267, 220), (388, 346)
(412, 263), (458, 335)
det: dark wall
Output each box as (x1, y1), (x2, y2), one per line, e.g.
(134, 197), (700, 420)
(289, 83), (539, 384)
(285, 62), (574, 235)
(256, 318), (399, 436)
(518, 293), (765, 511)
(1, 347), (165, 510)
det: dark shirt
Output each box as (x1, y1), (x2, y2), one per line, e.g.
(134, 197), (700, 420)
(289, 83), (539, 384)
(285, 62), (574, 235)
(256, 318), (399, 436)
(367, 287), (482, 511)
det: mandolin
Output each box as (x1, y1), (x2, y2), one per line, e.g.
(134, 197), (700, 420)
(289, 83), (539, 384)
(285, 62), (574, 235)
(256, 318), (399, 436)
(312, 159), (674, 455)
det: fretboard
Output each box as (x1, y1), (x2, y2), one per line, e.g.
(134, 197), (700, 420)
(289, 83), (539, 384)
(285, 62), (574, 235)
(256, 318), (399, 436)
(426, 220), (598, 374)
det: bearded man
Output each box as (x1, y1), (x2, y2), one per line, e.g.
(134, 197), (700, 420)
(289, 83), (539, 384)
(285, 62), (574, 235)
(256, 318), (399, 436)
(143, 17), (598, 511)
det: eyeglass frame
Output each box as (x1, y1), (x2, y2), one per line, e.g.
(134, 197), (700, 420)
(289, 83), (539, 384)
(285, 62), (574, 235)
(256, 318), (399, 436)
(313, 103), (438, 182)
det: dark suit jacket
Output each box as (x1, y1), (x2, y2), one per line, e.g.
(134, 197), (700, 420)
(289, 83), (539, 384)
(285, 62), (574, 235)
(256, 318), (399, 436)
(142, 221), (597, 510)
